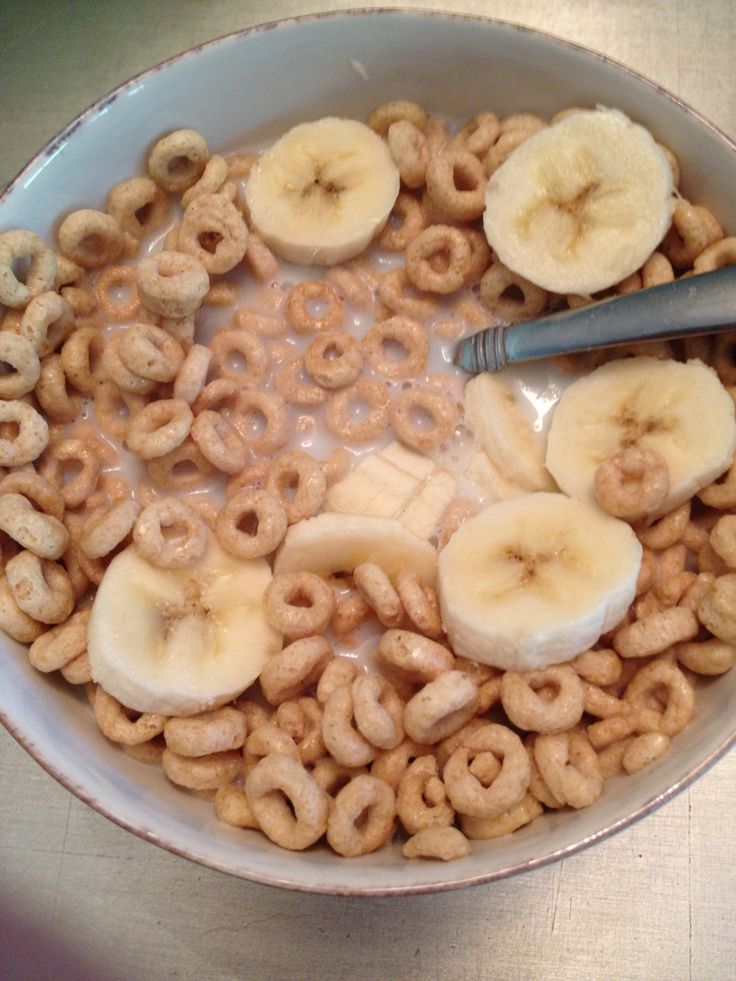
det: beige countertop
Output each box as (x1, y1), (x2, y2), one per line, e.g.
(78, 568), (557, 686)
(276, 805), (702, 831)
(1, 3), (734, 979)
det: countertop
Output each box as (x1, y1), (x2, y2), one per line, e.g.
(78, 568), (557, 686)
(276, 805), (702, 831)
(1, 2), (734, 979)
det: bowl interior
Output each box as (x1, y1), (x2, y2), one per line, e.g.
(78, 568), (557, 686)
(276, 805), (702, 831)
(1, 9), (735, 895)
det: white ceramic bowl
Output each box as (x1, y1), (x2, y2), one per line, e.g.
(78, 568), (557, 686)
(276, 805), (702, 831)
(1, 9), (735, 896)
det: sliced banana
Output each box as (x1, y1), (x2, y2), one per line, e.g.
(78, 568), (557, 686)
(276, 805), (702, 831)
(274, 512), (437, 584)
(483, 108), (674, 295)
(464, 373), (555, 492)
(438, 493), (642, 671)
(466, 450), (528, 504)
(545, 357), (736, 515)
(87, 539), (281, 715)
(244, 116), (400, 265)
(324, 441), (457, 540)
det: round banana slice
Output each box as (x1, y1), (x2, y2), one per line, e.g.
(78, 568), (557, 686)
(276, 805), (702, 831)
(438, 492), (642, 671)
(88, 539), (281, 715)
(244, 116), (400, 265)
(483, 108), (674, 295)
(274, 512), (437, 584)
(545, 356), (736, 515)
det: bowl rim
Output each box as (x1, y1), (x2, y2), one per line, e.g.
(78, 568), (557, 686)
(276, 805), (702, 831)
(1, 6), (734, 897)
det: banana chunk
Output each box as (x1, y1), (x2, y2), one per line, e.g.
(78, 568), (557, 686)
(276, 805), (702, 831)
(438, 493), (642, 671)
(244, 116), (400, 265)
(88, 539), (281, 715)
(274, 512), (437, 584)
(545, 356), (736, 515)
(483, 108), (674, 295)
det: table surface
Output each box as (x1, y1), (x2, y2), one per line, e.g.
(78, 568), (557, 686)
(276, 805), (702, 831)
(1, 2), (734, 979)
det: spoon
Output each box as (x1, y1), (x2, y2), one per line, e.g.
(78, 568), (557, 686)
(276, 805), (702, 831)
(454, 264), (736, 373)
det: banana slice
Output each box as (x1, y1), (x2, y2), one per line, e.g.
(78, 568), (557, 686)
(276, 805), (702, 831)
(466, 450), (528, 503)
(438, 493), (642, 670)
(274, 512), (437, 584)
(545, 357), (736, 514)
(464, 373), (555, 491)
(483, 108), (674, 294)
(88, 539), (281, 715)
(244, 116), (400, 265)
(324, 441), (457, 540)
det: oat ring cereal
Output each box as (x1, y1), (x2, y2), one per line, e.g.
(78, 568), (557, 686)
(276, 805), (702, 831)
(27, 608), (89, 674)
(245, 753), (329, 851)
(178, 193), (248, 275)
(180, 155), (230, 208)
(426, 148), (487, 222)
(94, 381), (144, 440)
(353, 562), (403, 628)
(214, 488), (287, 559)
(389, 386), (458, 453)
(147, 128), (209, 194)
(378, 629), (454, 684)
(264, 449), (327, 523)
(362, 316), (429, 380)
(274, 358), (328, 407)
(693, 235), (736, 273)
(19, 291), (74, 354)
(101, 333), (158, 396)
(209, 329), (268, 385)
(0, 400), (48, 467)
(394, 572), (443, 639)
(0, 230), (57, 308)
(79, 498), (142, 560)
(118, 322), (185, 384)
(136, 250), (210, 319)
(403, 671), (480, 745)
(500, 665), (586, 733)
(145, 439), (215, 492)
(190, 410), (246, 474)
(5, 551), (75, 625)
(173, 344), (212, 405)
(387, 119), (429, 189)
(264, 571), (336, 639)
(162, 747), (242, 791)
(368, 99), (428, 135)
(396, 755), (454, 834)
(164, 707), (246, 757)
(375, 192), (427, 252)
(92, 686), (168, 746)
(0, 333), (41, 399)
(303, 329), (364, 389)
(443, 723), (530, 819)
(57, 209), (124, 268)
(405, 224), (472, 294)
(106, 176), (171, 242)
(126, 398), (193, 460)
(231, 388), (289, 456)
(479, 259), (548, 322)
(326, 774), (396, 857)
(325, 378), (389, 444)
(322, 684), (378, 768)
(534, 731), (604, 809)
(452, 112), (501, 156)
(0, 493), (68, 560)
(132, 498), (209, 568)
(285, 280), (344, 335)
(352, 673), (404, 751)
(59, 326), (106, 396)
(0, 471), (64, 521)
(594, 446), (670, 521)
(259, 636), (332, 706)
(95, 264), (141, 322)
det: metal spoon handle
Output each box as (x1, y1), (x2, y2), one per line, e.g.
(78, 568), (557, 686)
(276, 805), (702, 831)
(454, 264), (736, 373)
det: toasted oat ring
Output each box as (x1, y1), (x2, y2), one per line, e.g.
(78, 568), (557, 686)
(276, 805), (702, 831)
(696, 572), (736, 642)
(264, 571), (336, 639)
(215, 488), (287, 559)
(147, 128), (209, 193)
(303, 329), (364, 389)
(570, 648), (622, 687)
(405, 225), (472, 294)
(146, 438), (215, 492)
(403, 671), (480, 745)
(94, 381), (145, 440)
(378, 267), (438, 320)
(396, 754), (454, 835)
(326, 774), (396, 857)
(693, 236), (736, 273)
(209, 328), (268, 385)
(0, 332), (40, 398)
(243, 724), (300, 775)
(190, 409), (246, 475)
(395, 571), (443, 639)
(625, 659), (695, 735)
(0, 230), (57, 308)
(275, 697), (326, 766)
(594, 447), (670, 521)
(500, 665), (585, 733)
(259, 635), (332, 706)
(89, 686), (168, 746)
(613, 606), (699, 658)
(0, 400), (48, 467)
(0, 493), (68, 560)
(325, 264), (375, 309)
(0, 472), (63, 521)
(173, 344), (212, 404)
(136, 250), (209, 318)
(164, 707), (246, 757)
(368, 99), (428, 135)
(642, 251), (674, 288)
(5, 551), (75, 624)
(231, 388), (289, 456)
(460, 792), (543, 840)
(322, 684), (378, 767)
(180, 154), (229, 208)
(106, 176), (170, 241)
(389, 386), (458, 453)
(285, 280), (344, 335)
(479, 260), (548, 322)
(403, 826), (470, 861)
(387, 119), (429, 189)
(636, 501), (690, 550)
(162, 748), (242, 790)
(214, 783), (260, 829)
(19, 290), (74, 354)
(662, 200), (718, 269)
(311, 758), (367, 797)
(675, 637), (736, 675)
(126, 398), (193, 460)
(533, 730), (603, 809)
(119, 322), (185, 383)
(264, 450), (327, 524)
(362, 316), (429, 380)
(245, 752), (329, 850)
(425, 148), (486, 221)
(95, 264), (141, 322)
(273, 358), (327, 407)
(59, 326), (106, 396)
(452, 112), (501, 156)
(375, 192), (427, 252)
(101, 332), (158, 395)
(133, 498), (208, 568)
(324, 378), (389, 444)
(698, 457), (736, 509)
(79, 498), (141, 560)
(352, 673), (404, 751)
(28, 608), (89, 673)
(243, 232), (280, 282)
(377, 630), (454, 684)
(178, 193), (248, 275)
(443, 723), (530, 819)
(57, 209), (124, 268)
(0, 574), (44, 642)
(354, 562), (403, 628)
(483, 121), (544, 176)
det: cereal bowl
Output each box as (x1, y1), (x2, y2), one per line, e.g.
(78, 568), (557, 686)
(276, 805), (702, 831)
(1, 9), (735, 895)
